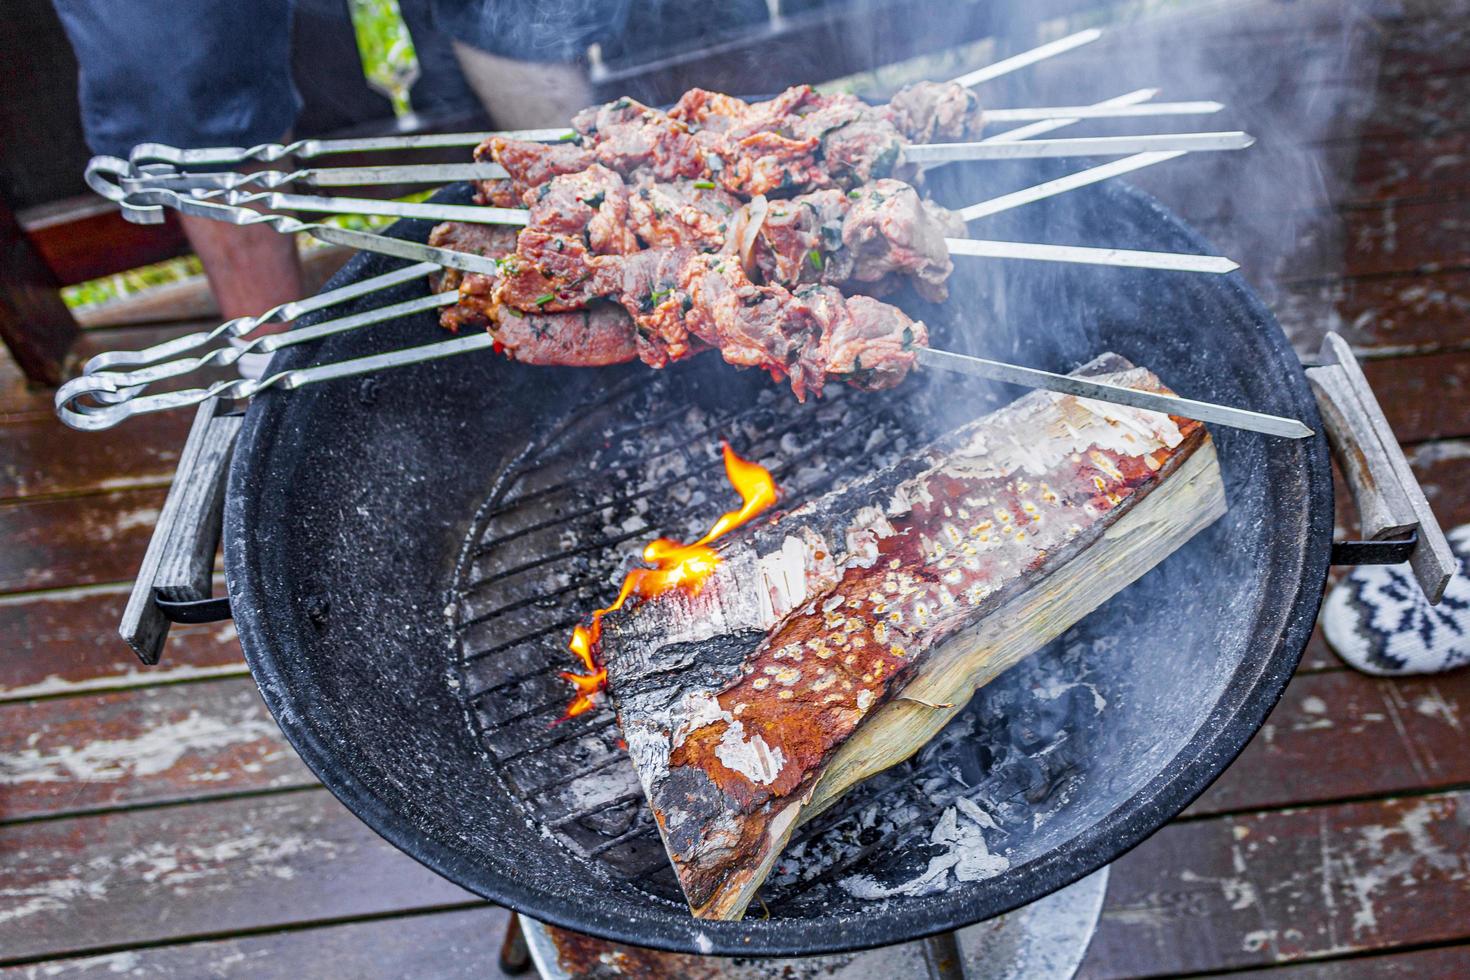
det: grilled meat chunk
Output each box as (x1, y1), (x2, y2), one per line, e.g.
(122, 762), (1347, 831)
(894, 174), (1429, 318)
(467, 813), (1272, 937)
(596, 355), (1224, 919)
(527, 164), (639, 255)
(627, 177), (743, 251)
(884, 80), (986, 143)
(841, 180), (965, 302)
(491, 305), (640, 366)
(679, 254), (827, 400)
(573, 96), (708, 182)
(427, 222), (519, 332)
(594, 246), (705, 368)
(429, 219), (641, 364)
(492, 228), (604, 314)
(800, 285), (926, 391)
(474, 136), (595, 208)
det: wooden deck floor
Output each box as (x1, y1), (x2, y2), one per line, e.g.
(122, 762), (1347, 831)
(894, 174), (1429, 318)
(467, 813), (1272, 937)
(2, 1), (1469, 976)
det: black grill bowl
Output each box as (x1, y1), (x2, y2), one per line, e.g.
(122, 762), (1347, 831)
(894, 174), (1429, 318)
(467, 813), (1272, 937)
(224, 163), (1332, 956)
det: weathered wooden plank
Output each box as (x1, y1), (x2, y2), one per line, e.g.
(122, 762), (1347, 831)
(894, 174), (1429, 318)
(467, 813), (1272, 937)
(0, 906), (512, 979)
(11, 907), (512, 978)
(1188, 669), (1470, 817)
(0, 790), (476, 963)
(1308, 361), (1417, 540)
(0, 487), (167, 595)
(0, 411), (192, 502)
(1197, 198), (1470, 287)
(1408, 438), (1470, 528)
(0, 582), (245, 702)
(123, 402), (239, 665)
(1079, 791), (1470, 978)
(1273, 269), (1470, 358)
(0, 677), (313, 822)
(1206, 943), (1470, 978)
(1359, 352), (1470, 445)
(1347, 133), (1470, 208)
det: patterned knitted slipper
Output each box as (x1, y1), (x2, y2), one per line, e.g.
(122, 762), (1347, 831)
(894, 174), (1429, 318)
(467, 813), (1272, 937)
(1322, 523), (1470, 676)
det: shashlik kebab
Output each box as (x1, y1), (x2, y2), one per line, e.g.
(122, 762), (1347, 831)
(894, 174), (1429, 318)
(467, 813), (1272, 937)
(490, 167), (963, 310)
(427, 163), (968, 397)
(476, 81), (984, 207)
(427, 193), (931, 403)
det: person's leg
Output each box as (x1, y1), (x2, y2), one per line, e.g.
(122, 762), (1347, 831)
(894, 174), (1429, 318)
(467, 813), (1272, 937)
(179, 213), (304, 322)
(52, 0), (304, 323)
(429, 0), (619, 127)
(449, 41), (596, 128)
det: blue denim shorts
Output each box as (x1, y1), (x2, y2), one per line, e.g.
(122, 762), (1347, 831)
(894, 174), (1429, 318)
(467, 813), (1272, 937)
(54, 0), (302, 158)
(53, 0), (776, 157)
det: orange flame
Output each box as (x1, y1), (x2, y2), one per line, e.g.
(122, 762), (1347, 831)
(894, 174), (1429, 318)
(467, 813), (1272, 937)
(560, 442), (778, 719)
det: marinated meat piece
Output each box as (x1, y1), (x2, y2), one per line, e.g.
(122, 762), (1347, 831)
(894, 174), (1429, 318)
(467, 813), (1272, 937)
(592, 247), (703, 368)
(717, 130), (827, 197)
(805, 287), (925, 390)
(574, 96), (707, 181)
(493, 229), (604, 314)
(843, 180), (965, 302)
(627, 178), (741, 252)
(427, 220), (519, 258)
(428, 221), (641, 360)
(753, 189), (850, 287)
(492, 305), (639, 366)
(528, 165), (638, 255)
(438, 271), (499, 333)
(473, 137), (594, 207)
(472, 179), (521, 209)
(884, 80), (985, 143)
(669, 88), (758, 132)
(427, 221), (518, 299)
(680, 254), (826, 400)
(780, 89), (909, 186)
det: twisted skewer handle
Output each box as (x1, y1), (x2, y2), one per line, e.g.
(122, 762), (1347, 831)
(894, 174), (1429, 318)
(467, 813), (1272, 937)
(57, 332), (494, 431)
(88, 158), (503, 274)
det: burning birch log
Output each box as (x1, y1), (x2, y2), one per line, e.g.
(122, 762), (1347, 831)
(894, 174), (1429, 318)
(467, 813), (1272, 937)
(596, 353), (1227, 920)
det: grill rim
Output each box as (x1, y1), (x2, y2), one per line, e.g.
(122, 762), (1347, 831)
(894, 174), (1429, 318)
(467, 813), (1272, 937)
(223, 174), (1333, 957)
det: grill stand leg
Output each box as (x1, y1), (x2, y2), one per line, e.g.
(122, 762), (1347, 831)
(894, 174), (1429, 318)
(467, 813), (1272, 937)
(515, 865), (1108, 979)
(499, 913), (533, 975)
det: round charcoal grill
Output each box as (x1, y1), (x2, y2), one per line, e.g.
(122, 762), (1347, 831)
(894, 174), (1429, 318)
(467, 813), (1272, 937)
(221, 159), (1333, 957)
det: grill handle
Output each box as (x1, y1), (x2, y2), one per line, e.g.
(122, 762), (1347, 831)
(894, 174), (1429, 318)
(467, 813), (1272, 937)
(116, 331), (1455, 662)
(120, 397), (240, 664)
(1307, 332), (1454, 601)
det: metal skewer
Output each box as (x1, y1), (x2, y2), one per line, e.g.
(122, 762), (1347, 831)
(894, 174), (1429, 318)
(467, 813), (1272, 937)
(59, 329), (1309, 441)
(982, 100), (1223, 121)
(128, 128), (571, 168)
(946, 239), (1236, 273)
(958, 151), (1186, 222)
(110, 180), (1236, 275)
(84, 159), (503, 276)
(980, 89), (1156, 142)
(904, 131), (1253, 163)
(918, 348), (1312, 439)
(949, 28), (1103, 87)
(120, 162), (511, 193)
(118, 127), (1248, 199)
